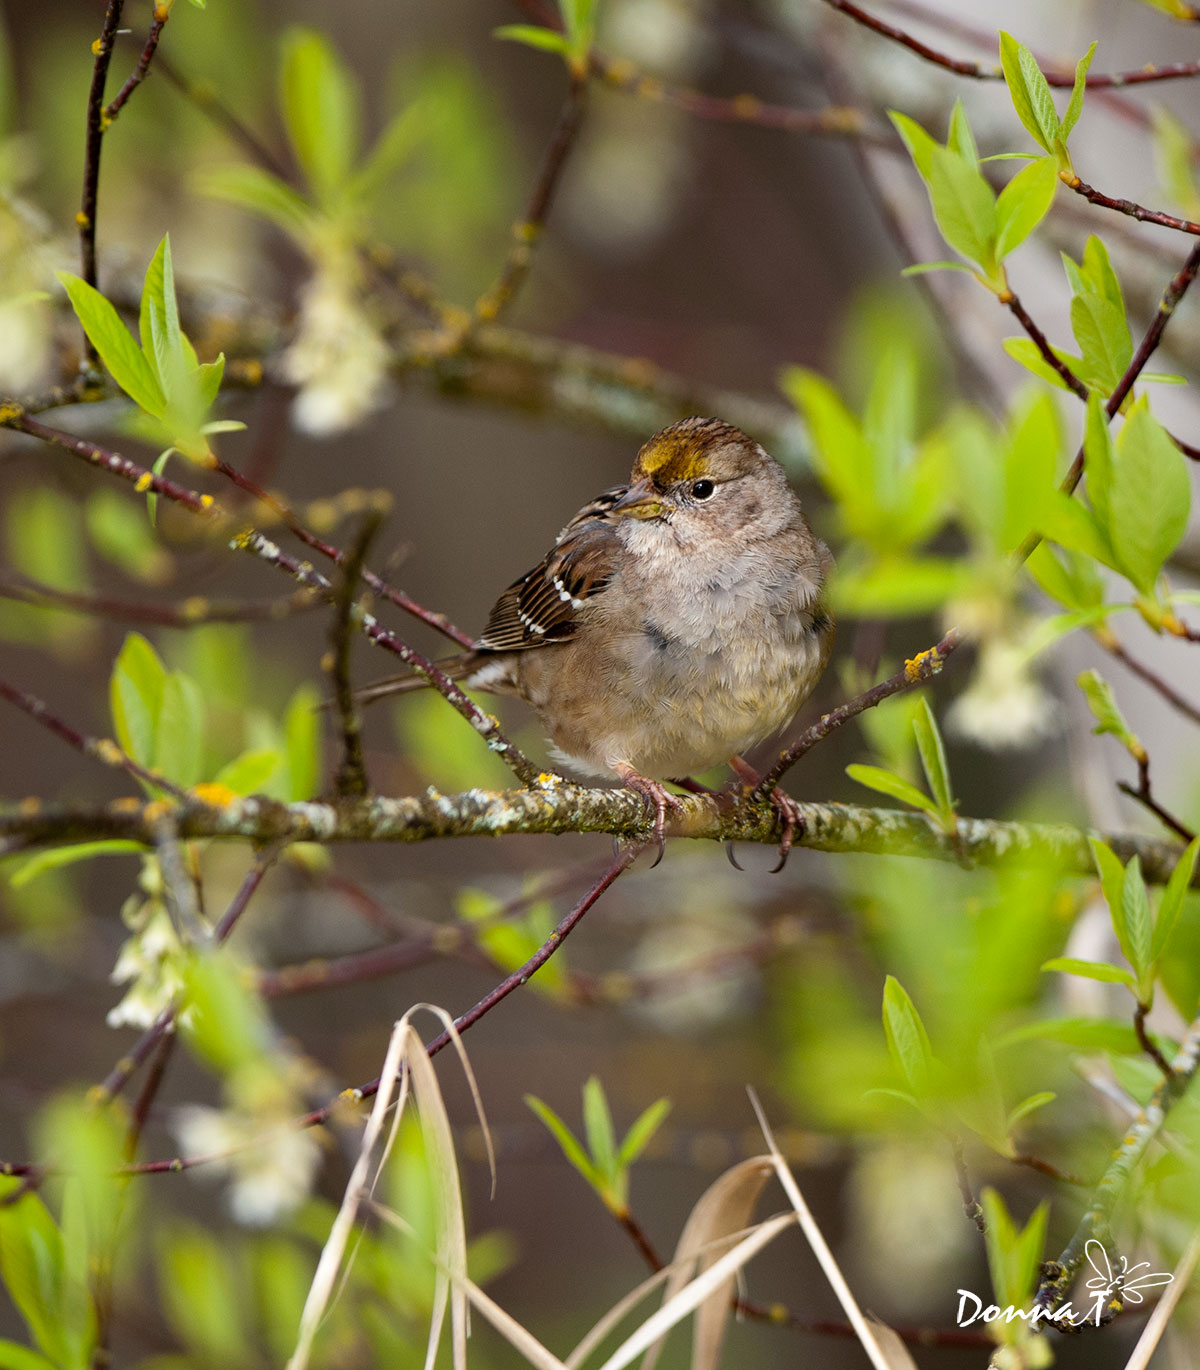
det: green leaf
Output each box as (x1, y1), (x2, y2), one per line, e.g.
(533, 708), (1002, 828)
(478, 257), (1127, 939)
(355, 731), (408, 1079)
(1109, 399), (1192, 595)
(154, 671), (206, 788)
(1090, 837), (1128, 934)
(282, 684), (321, 800)
(780, 368), (873, 528)
(889, 110), (939, 183)
(1041, 956), (1137, 990)
(1121, 856), (1153, 987)
(279, 28), (360, 206)
(524, 1095), (599, 1188)
(999, 32), (1059, 154)
(845, 763), (936, 815)
(881, 976), (934, 1095)
(85, 488), (170, 584)
(1006, 1091), (1056, 1131)
(927, 144), (997, 270)
(616, 1098), (671, 1169)
(0, 1178), (80, 1365)
(158, 1224), (251, 1362)
(1152, 838), (1199, 964)
(946, 100), (979, 165)
(1080, 234), (1125, 312)
(1061, 42), (1097, 140)
(582, 1076), (617, 1183)
(900, 260), (980, 278)
(213, 748), (281, 797)
(347, 104), (425, 206)
(1002, 336), (1085, 391)
(1076, 669), (1143, 759)
(200, 164), (316, 239)
(1037, 490), (1117, 570)
(996, 1015), (1144, 1054)
(1070, 293), (1132, 394)
(55, 273), (163, 417)
(1025, 543), (1104, 610)
(994, 155), (1058, 259)
(1152, 107), (1200, 219)
(982, 1189), (1047, 1322)
(913, 697), (954, 818)
(110, 632), (167, 766)
(7, 840), (145, 887)
(1083, 390), (1115, 534)
(493, 24), (571, 57)
(0, 1340), (58, 1370)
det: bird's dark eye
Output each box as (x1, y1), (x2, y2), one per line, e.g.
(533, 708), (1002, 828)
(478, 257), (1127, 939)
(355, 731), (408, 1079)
(691, 479), (715, 501)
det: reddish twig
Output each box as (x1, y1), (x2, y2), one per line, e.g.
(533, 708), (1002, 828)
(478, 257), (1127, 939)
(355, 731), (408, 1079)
(825, 0), (1200, 88)
(1119, 757), (1197, 844)
(104, 3), (170, 121)
(472, 75), (588, 327)
(1065, 176), (1200, 238)
(1095, 630), (1200, 727)
(1003, 290), (1089, 400)
(756, 630), (961, 795)
(0, 673), (187, 801)
(0, 571), (322, 627)
(1133, 1000), (1175, 1078)
(210, 459), (475, 648)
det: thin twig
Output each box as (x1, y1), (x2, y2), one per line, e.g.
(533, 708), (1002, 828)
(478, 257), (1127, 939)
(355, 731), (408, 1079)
(0, 673), (187, 801)
(1065, 176), (1200, 237)
(1133, 1000), (1174, 1078)
(104, 4), (170, 121)
(471, 75), (588, 328)
(79, 0), (126, 292)
(824, 0), (1200, 88)
(328, 512), (383, 798)
(1003, 290), (1089, 400)
(948, 1134), (987, 1234)
(1095, 628), (1200, 727)
(0, 571), (323, 627)
(1118, 757), (1197, 843)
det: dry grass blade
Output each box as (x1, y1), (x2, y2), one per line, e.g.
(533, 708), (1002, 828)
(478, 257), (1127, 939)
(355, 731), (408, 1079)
(748, 1090), (918, 1370)
(287, 1004), (491, 1370)
(462, 1274), (573, 1370)
(865, 1314), (924, 1370)
(640, 1155), (775, 1370)
(286, 1018), (410, 1370)
(1122, 1230), (1200, 1370)
(595, 1214), (797, 1370)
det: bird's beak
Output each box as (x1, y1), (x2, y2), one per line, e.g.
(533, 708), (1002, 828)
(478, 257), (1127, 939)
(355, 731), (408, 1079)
(609, 480), (666, 521)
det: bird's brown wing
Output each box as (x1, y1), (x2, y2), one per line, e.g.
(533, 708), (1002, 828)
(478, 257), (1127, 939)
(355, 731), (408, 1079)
(478, 487), (626, 651)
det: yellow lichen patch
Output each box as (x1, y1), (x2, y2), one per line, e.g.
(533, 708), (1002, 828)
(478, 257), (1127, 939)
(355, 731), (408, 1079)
(18, 796), (42, 816)
(181, 597), (209, 621)
(134, 471), (154, 493)
(904, 646), (944, 682)
(110, 796), (145, 815)
(142, 799), (174, 824)
(190, 782), (241, 808)
(199, 494), (215, 511)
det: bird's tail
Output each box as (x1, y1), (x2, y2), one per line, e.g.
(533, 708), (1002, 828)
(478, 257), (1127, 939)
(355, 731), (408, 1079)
(351, 651), (487, 707)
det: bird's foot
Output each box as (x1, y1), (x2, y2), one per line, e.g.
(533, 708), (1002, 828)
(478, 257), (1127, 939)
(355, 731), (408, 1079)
(728, 756), (805, 873)
(615, 764), (685, 867)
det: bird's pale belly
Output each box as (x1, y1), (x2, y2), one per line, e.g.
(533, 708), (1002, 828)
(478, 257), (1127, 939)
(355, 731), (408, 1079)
(518, 609), (827, 781)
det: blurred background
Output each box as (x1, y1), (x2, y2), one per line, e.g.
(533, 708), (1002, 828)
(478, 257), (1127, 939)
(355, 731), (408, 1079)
(1, 0), (1199, 1365)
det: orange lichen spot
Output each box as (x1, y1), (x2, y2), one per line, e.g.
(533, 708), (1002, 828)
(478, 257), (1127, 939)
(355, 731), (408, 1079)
(319, 650), (336, 673)
(134, 471), (154, 493)
(91, 37), (104, 56)
(0, 401), (25, 424)
(199, 494), (215, 511)
(142, 799), (174, 824)
(181, 597), (209, 621)
(18, 796), (42, 816)
(75, 211), (91, 229)
(732, 93), (763, 120)
(94, 738), (125, 767)
(110, 796), (144, 815)
(190, 782), (240, 808)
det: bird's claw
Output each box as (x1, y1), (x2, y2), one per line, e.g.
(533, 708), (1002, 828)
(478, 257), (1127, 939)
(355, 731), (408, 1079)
(616, 767), (685, 867)
(764, 786), (804, 873)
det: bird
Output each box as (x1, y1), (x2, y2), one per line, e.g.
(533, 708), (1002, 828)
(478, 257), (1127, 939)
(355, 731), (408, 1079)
(360, 416), (834, 863)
